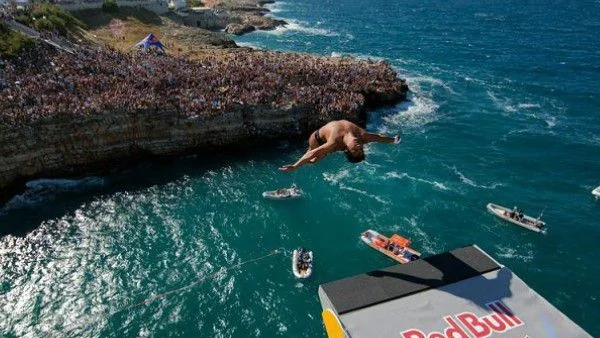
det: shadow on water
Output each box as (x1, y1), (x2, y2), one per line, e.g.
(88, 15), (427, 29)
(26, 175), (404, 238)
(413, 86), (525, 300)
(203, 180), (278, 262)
(0, 144), (300, 238)
(365, 251), (513, 310)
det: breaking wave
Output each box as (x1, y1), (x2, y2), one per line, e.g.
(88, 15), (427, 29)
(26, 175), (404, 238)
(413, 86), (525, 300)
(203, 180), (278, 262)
(264, 1), (287, 13)
(264, 19), (339, 37)
(376, 94), (440, 134)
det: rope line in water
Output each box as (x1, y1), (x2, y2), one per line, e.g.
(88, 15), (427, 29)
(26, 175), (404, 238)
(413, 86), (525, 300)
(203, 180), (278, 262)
(118, 248), (282, 312)
(64, 248), (283, 334)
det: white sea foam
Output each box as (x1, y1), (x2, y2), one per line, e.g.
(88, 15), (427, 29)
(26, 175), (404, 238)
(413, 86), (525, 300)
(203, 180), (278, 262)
(494, 245), (534, 263)
(406, 75), (455, 94)
(545, 116), (557, 128)
(264, 1), (287, 13)
(323, 170), (389, 204)
(487, 92), (548, 116)
(277, 322), (288, 333)
(446, 165), (503, 189)
(264, 19), (339, 37)
(488, 92), (561, 130)
(236, 41), (263, 49)
(403, 216), (437, 254)
(379, 95), (440, 131)
(384, 171), (449, 191)
(517, 103), (541, 109)
(338, 184), (391, 205)
(322, 169), (350, 185)
(487, 90), (517, 113)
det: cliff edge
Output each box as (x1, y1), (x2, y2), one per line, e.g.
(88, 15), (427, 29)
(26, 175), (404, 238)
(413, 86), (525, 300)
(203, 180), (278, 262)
(0, 42), (408, 202)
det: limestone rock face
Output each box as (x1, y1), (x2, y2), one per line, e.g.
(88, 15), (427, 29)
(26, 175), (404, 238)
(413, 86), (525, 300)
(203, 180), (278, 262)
(225, 23), (256, 35)
(0, 104), (337, 200)
(0, 83), (407, 202)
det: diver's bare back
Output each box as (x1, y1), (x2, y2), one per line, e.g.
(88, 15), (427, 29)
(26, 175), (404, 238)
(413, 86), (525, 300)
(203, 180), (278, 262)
(280, 119), (400, 171)
(309, 120), (361, 150)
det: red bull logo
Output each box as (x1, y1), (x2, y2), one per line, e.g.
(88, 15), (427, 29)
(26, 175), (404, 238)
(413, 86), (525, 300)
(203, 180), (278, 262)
(401, 300), (524, 338)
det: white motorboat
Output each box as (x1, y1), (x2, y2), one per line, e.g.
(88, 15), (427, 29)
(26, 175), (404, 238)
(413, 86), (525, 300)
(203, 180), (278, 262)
(360, 229), (420, 264)
(292, 248), (313, 279)
(487, 203), (546, 233)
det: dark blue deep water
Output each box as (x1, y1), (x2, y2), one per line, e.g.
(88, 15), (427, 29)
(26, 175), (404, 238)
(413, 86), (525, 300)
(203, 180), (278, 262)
(1, 0), (599, 336)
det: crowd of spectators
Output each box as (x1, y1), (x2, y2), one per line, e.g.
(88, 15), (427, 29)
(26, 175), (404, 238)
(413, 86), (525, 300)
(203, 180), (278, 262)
(0, 3), (17, 20)
(0, 42), (403, 125)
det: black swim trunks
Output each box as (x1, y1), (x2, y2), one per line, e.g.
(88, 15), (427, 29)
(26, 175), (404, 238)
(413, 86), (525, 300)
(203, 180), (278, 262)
(314, 129), (326, 145)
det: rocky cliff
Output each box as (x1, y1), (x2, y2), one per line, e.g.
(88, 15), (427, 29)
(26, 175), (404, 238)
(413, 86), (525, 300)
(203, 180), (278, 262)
(0, 89), (404, 203)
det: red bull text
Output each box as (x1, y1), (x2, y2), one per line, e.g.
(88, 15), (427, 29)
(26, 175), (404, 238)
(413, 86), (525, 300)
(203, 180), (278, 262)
(401, 300), (524, 338)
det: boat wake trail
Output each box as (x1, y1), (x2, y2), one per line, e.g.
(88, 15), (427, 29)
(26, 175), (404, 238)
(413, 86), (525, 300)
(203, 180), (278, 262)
(403, 216), (438, 255)
(322, 170), (390, 205)
(494, 245), (534, 263)
(384, 171), (450, 191)
(338, 185), (391, 205)
(445, 165), (503, 190)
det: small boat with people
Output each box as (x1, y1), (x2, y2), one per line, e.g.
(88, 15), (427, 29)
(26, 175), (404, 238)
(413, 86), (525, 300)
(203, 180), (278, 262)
(486, 203), (546, 233)
(292, 247), (313, 279)
(262, 184), (302, 200)
(592, 186), (600, 198)
(360, 229), (420, 264)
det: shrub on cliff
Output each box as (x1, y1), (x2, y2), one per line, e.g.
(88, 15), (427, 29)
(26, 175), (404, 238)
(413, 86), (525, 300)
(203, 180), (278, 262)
(186, 0), (204, 8)
(0, 23), (34, 58)
(102, 0), (119, 13)
(15, 3), (86, 36)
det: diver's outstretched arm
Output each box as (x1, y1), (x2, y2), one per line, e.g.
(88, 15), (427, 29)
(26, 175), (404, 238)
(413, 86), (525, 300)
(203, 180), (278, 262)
(362, 132), (401, 144)
(279, 142), (336, 171)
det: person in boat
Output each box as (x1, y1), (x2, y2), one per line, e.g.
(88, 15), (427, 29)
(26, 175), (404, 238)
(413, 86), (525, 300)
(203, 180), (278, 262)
(510, 206), (518, 220)
(279, 120), (401, 171)
(518, 209), (524, 222)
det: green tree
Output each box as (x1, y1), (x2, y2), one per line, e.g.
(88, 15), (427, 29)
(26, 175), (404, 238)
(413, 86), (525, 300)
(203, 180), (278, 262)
(102, 0), (119, 13)
(0, 23), (34, 58)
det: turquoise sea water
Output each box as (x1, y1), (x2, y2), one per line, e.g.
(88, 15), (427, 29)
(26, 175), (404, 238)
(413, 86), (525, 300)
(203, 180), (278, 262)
(2, 0), (600, 336)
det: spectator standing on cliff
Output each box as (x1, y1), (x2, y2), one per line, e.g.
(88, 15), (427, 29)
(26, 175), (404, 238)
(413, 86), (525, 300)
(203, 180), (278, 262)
(279, 119), (401, 171)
